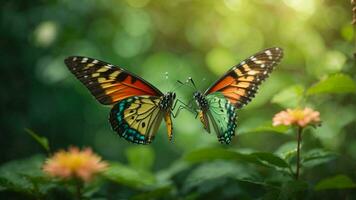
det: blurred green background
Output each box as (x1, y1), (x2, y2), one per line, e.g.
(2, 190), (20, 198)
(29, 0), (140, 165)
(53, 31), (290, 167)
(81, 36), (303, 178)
(1, 0), (356, 199)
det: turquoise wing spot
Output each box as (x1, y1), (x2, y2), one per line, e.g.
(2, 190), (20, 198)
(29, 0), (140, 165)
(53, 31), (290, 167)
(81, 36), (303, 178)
(109, 98), (150, 144)
(206, 93), (237, 144)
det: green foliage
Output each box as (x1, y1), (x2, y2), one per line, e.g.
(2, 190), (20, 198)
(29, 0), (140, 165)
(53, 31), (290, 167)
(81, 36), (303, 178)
(307, 73), (356, 95)
(0, 155), (54, 198)
(251, 152), (289, 168)
(315, 175), (356, 190)
(25, 128), (51, 154)
(182, 161), (256, 194)
(275, 141), (298, 161)
(278, 180), (309, 199)
(125, 146), (154, 171)
(302, 148), (337, 168)
(241, 121), (289, 134)
(103, 162), (156, 189)
(272, 84), (305, 108)
(130, 185), (173, 200)
(185, 147), (290, 171)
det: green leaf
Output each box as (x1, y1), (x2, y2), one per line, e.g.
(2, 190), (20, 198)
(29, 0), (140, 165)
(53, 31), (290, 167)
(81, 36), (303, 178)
(262, 190), (280, 200)
(307, 73), (356, 95)
(82, 177), (106, 198)
(184, 147), (270, 167)
(250, 152), (289, 168)
(184, 148), (239, 163)
(0, 155), (51, 196)
(315, 175), (356, 190)
(240, 121), (289, 135)
(184, 148), (290, 169)
(271, 84), (304, 108)
(0, 177), (19, 192)
(302, 149), (337, 168)
(275, 141), (297, 161)
(131, 185), (173, 200)
(102, 162), (155, 189)
(125, 146), (154, 171)
(25, 128), (50, 153)
(279, 180), (309, 199)
(156, 160), (190, 185)
(182, 161), (253, 193)
(182, 161), (278, 196)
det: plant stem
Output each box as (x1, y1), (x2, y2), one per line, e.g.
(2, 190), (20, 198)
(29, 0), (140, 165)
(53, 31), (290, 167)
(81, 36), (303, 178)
(75, 179), (83, 200)
(296, 126), (303, 180)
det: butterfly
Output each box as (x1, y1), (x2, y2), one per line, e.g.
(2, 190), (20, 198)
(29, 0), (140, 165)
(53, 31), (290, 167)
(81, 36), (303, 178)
(65, 56), (176, 144)
(192, 47), (284, 144)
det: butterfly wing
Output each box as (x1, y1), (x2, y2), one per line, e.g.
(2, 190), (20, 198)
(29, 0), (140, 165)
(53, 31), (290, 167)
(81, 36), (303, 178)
(65, 56), (172, 144)
(109, 95), (165, 144)
(65, 56), (163, 105)
(205, 47), (283, 108)
(205, 93), (237, 144)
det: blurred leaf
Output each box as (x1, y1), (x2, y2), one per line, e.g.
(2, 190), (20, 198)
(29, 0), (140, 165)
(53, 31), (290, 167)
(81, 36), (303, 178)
(279, 180), (309, 199)
(313, 104), (356, 149)
(307, 73), (356, 95)
(240, 121), (289, 135)
(131, 185), (173, 200)
(182, 161), (253, 193)
(275, 141), (297, 161)
(82, 177), (106, 198)
(0, 177), (21, 192)
(0, 155), (51, 196)
(156, 160), (190, 185)
(125, 146), (154, 171)
(271, 84), (304, 108)
(25, 128), (50, 153)
(315, 175), (356, 190)
(102, 162), (155, 189)
(262, 190), (280, 200)
(341, 24), (354, 42)
(250, 152), (289, 168)
(323, 51), (347, 74)
(184, 148), (290, 170)
(302, 149), (337, 168)
(184, 148), (238, 163)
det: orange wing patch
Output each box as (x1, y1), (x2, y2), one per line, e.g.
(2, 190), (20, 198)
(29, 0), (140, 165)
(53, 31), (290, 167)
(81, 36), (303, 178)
(65, 56), (163, 105)
(206, 47), (283, 108)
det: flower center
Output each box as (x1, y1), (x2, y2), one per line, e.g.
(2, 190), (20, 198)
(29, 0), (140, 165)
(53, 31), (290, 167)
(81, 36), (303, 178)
(289, 109), (305, 121)
(58, 152), (87, 171)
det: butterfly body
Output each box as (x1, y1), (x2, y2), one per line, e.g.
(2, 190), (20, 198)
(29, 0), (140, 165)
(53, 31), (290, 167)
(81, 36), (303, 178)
(65, 56), (175, 144)
(192, 47), (284, 144)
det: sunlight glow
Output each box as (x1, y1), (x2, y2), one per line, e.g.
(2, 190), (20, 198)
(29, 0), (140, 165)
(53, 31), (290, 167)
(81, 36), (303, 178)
(34, 21), (57, 47)
(283, 0), (317, 16)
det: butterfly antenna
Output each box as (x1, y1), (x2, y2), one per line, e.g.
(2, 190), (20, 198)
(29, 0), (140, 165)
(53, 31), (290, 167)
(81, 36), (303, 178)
(170, 80), (185, 92)
(177, 79), (195, 90)
(188, 77), (198, 90)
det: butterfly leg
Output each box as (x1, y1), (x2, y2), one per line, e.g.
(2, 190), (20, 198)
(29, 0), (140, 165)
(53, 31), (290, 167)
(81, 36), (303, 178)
(171, 99), (197, 118)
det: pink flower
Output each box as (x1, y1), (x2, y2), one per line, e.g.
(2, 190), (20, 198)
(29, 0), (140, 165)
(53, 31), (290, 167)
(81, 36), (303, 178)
(272, 108), (320, 127)
(43, 147), (107, 182)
